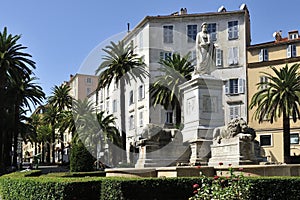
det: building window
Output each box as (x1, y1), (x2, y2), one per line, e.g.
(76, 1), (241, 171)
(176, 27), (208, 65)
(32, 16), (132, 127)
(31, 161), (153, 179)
(100, 89), (104, 102)
(260, 135), (272, 146)
(289, 33), (298, 40)
(129, 115), (135, 130)
(138, 84), (145, 101)
(260, 76), (268, 90)
(165, 110), (173, 124)
(106, 87), (109, 98)
(287, 44), (297, 58)
(229, 105), (240, 120)
(216, 49), (223, 67)
(163, 25), (173, 43)
(106, 101), (109, 113)
(112, 99), (117, 113)
(191, 50), (196, 65)
(259, 48), (268, 62)
(207, 23), (217, 41)
(291, 133), (299, 144)
(228, 21), (238, 40)
(86, 77), (92, 84)
(86, 88), (91, 96)
(129, 90), (134, 105)
(228, 47), (239, 65)
(225, 78), (245, 95)
(160, 51), (172, 60)
(139, 111), (143, 127)
(187, 25), (197, 42)
(114, 81), (118, 90)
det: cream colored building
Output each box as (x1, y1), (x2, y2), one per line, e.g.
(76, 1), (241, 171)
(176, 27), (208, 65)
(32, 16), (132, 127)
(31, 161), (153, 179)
(247, 30), (300, 163)
(68, 74), (98, 101)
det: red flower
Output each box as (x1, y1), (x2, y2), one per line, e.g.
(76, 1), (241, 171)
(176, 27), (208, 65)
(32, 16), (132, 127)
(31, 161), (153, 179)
(193, 184), (200, 189)
(193, 190), (198, 194)
(214, 175), (220, 180)
(219, 162), (223, 166)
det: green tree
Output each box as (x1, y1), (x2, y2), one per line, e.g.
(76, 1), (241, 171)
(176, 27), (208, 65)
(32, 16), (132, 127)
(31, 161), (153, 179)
(150, 53), (194, 126)
(0, 27), (36, 173)
(8, 77), (45, 167)
(95, 41), (147, 160)
(249, 63), (300, 164)
(48, 84), (73, 163)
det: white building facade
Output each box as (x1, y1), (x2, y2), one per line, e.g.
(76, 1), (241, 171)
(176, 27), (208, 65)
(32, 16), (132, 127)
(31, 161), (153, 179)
(90, 6), (251, 156)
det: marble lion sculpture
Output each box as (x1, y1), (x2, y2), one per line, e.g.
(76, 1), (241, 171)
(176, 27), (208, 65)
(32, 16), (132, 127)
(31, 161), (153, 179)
(213, 118), (256, 144)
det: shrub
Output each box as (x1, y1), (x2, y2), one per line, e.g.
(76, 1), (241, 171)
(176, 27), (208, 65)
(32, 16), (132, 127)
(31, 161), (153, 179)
(70, 141), (96, 172)
(189, 167), (252, 200)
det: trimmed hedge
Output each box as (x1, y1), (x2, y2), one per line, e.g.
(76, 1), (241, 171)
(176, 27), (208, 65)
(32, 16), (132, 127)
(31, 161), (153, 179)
(2, 171), (300, 200)
(100, 177), (198, 200)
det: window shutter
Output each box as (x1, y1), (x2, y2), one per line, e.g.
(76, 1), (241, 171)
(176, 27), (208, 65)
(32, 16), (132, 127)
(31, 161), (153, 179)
(287, 45), (292, 58)
(216, 49), (223, 67)
(259, 49), (263, 62)
(228, 48), (233, 65)
(264, 49), (268, 61)
(233, 47), (239, 65)
(225, 80), (229, 94)
(292, 44), (297, 57)
(238, 78), (245, 94)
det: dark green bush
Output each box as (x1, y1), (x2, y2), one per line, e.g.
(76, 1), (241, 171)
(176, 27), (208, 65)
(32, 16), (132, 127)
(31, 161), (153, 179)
(248, 177), (300, 200)
(70, 141), (96, 172)
(2, 173), (300, 200)
(100, 177), (199, 200)
(0, 176), (102, 200)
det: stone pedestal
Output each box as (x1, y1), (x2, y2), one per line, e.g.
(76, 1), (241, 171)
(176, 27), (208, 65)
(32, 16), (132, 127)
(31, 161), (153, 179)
(208, 134), (258, 166)
(135, 129), (189, 168)
(179, 75), (224, 165)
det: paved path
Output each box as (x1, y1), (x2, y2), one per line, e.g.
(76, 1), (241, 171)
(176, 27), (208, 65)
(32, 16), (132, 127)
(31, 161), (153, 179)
(38, 165), (69, 174)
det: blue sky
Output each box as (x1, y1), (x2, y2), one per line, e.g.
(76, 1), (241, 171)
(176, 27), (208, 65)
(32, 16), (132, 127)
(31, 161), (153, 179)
(1, 0), (300, 97)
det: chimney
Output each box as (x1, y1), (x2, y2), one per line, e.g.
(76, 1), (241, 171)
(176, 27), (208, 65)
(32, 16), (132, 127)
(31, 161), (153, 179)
(127, 23), (130, 33)
(180, 8), (187, 15)
(70, 74), (73, 80)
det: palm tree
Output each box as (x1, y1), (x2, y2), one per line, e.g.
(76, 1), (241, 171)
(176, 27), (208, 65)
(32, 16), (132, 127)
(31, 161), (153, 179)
(150, 53), (194, 126)
(0, 27), (36, 172)
(249, 63), (300, 164)
(8, 77), (45, 167)
(42, 104), (58, 163)
(95, 41), (147, 160)
(48, 84), (72, 163)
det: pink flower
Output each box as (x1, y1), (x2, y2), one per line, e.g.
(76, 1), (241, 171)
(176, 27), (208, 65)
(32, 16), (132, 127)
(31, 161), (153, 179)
(193, 184), (200, 189)
(193, 190), (198, 194)
(219, 162), (223, 166)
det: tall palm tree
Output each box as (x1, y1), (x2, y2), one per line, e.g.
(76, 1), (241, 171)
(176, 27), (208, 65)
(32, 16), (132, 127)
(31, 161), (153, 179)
(95, 41), (147, 159)
(48, 84), (72, 163)
(249, 63), (300, 164)
(42, 104), (58, 163)
(0, 27), (36, 172)
(150, 53), (194, 126)
(8, 77), (45, 166)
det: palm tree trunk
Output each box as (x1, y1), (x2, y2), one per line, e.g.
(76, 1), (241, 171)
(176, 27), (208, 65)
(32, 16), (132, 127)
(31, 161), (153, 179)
(120, 79), (127, 162)
(51, 121), (55, 164)
(283, 112), (291, 164)
(60, 132), (64, 164)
